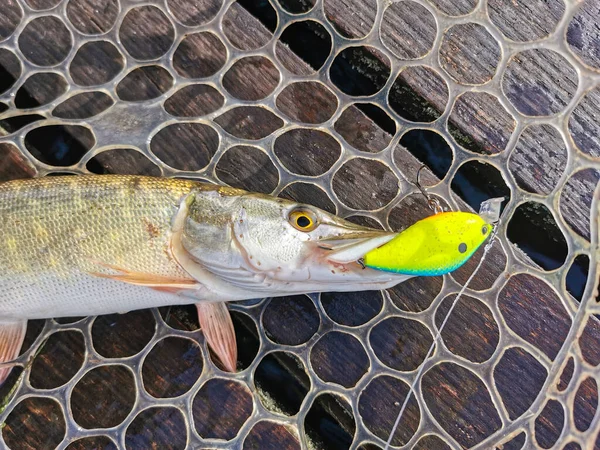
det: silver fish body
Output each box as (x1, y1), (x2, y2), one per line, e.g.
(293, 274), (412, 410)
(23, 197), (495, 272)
(0, 175), (408, 377)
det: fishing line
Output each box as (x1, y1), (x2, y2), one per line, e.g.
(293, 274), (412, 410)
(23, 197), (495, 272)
(383, 220), (501, 450)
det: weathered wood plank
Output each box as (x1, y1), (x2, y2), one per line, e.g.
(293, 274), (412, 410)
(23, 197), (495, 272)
(0, 142), (36, 181)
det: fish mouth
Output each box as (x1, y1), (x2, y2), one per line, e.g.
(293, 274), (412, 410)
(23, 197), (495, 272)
(317, 230), (398, 264)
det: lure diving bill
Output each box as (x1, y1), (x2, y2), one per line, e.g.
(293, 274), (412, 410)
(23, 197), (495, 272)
(363, 211), (493, 276)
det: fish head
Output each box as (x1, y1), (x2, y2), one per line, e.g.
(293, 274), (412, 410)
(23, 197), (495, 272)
(177, 189), (410, 296)
(363, 211), (493, 276)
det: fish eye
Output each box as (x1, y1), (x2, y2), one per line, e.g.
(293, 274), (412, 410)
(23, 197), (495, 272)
(289, 209), (318, 232)
(458, 243), (467, 253)
(482, 225), (489, 235)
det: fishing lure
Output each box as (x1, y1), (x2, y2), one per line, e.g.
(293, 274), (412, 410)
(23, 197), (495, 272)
(363, 211), (493, 276)
(364, 167), (501, 276)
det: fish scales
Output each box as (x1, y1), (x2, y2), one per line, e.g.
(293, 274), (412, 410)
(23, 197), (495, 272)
(0, 176), (212, 319)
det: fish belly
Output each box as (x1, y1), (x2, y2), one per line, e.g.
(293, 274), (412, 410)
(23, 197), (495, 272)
(0, 175), (208, 320)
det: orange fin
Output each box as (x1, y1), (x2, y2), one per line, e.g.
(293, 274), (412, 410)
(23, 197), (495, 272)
(0, 320), (27, 386)
(88, 261), (199, 292)
(197, 302), (237, 373)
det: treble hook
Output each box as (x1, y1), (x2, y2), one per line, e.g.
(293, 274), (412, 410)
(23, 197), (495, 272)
(414, 165), (443, 214)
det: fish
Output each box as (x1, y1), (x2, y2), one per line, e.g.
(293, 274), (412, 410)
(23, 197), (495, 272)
(363, 211), (493, 276)
(0, 175), (495, 384)
(0, 175), (409, 383)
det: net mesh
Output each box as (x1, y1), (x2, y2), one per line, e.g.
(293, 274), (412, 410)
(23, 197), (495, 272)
(0, 0), (599, 449)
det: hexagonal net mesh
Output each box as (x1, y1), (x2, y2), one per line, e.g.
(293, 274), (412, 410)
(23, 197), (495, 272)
(0, 0), (599, 449)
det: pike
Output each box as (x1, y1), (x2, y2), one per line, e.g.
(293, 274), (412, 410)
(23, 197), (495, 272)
(0, 175), (408, 382)
(0, 175), (495, 384)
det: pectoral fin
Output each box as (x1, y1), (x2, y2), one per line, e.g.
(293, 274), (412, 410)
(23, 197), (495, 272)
(196, 302), (237, 373)
(88, 261), (200, 293)
(0, 320), (27, 386)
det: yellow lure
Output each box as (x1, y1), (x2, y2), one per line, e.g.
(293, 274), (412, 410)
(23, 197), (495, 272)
(364, 212), (493, 276)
